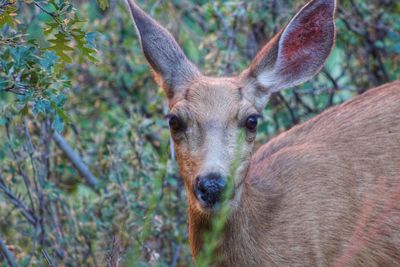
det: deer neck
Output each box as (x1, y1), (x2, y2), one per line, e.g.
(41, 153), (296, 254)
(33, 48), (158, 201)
(187, 182), (272, 264)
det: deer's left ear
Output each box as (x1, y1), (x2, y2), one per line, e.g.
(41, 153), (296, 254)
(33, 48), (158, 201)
(242, 0), (336, 109)
(126, 0), (200, 102)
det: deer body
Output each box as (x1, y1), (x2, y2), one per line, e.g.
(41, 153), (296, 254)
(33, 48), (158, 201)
(191, 81), (400, 266)
(125, 0), (400, 265)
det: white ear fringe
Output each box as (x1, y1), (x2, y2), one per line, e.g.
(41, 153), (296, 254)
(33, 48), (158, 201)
(257, 66), (316, 92)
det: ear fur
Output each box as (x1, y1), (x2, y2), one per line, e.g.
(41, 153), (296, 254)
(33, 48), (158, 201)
(126, 0), (200, 100)
(242, 0), (336, 110)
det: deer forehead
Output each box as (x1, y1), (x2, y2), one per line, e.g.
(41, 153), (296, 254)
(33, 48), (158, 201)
(176, 77), (251, 123)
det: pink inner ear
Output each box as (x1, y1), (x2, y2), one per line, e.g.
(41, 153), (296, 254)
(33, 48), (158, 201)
(281, 4), (332, 63)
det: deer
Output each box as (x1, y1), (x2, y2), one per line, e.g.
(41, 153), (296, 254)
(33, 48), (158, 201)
(125, 0), (400, 265)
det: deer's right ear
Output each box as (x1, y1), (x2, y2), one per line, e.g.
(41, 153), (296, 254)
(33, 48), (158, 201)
(126, 0), (200, 101)
(241, 0), (336, 111)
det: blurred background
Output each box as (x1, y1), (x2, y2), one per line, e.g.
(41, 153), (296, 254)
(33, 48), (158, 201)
(0, 0), (399, 266)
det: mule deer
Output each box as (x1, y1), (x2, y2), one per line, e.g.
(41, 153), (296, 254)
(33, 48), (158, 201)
(126, 0), (400, 265)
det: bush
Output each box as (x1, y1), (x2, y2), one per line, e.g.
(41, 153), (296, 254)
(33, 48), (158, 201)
(0, 0), (399, 266)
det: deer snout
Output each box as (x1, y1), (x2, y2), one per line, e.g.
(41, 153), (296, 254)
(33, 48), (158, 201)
(194, 174), (226, 208)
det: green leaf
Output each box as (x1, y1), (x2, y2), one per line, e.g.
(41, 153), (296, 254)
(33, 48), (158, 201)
(85, 32), (98, 49)
(0, 78), (9, 90)
(20, 104), (29, 116)
(33, 99), (51, 116)
(9, 46), (33, 68)
(71, 29), (98, 62)
(46, 32), (74, 63)
(51, 101), (71, 124)
(40, 51), (59, 71)
(97, 0), (109, 10)
(0, 2), (17, 28)
(52, 114), (64, 133)
(180, 29), (200, 63)
(44, 22), (59, 35)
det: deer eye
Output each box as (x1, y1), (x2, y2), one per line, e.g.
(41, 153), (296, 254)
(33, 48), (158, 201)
(168, 114), (185, 132)
(245, 115), (259, 132)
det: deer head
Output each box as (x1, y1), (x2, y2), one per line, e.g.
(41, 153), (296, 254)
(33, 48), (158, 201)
(126, 0), (336, 214)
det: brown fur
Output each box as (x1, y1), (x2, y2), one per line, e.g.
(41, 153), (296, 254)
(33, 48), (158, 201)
(125, 0), (400, 265)
(190, 81), (400, 266)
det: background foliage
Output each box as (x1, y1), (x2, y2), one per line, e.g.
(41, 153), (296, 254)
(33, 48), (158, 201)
(0, 0), (399, 266)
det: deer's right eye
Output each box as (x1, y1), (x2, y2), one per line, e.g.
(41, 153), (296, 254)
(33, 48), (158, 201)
(168, 115), (185, 132)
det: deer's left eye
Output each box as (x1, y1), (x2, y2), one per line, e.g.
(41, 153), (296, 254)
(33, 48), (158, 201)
(168, 114), (185, 132)
(245, 115), (259, 132)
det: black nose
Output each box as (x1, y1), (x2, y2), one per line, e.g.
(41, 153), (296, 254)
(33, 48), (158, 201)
(194, 173), (226, 208)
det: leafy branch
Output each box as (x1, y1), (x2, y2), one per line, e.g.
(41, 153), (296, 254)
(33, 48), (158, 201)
(33, 0), (66, 32)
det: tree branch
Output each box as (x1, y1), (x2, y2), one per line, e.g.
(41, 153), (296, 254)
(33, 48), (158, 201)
(52, 132), (100, 191)
(0, 237), (18, 267)
(0, 172), (37, 225)
(276, 92), (299, 125)
(32, 1), (66, 32)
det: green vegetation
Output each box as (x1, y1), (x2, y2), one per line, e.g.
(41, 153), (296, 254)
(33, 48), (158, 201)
(0, 0), (399, 266)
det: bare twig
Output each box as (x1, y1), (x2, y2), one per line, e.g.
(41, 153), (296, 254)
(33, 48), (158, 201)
(169, 244), (182, 267)
(105, 236), (122, 267)
(0, 237), (18, 267)
(52, 132), (100, 191)
(4, 84), (29, 95)
(107, 146), (129, 205)
(0, 0), (13, 12)
(322, 68), (340, 108)
(293, 91), (315, 113)
(22, 119), (48, 246)
(0, 177), (37, 225)
(42, 249), (56, 267)
(276, 92), (299, 125)
(5, 121), (38, 230)
(32, 1), (66, 32)
(23, 119), (41, 192)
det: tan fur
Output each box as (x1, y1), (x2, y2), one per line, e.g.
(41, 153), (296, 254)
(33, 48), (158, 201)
(170, 76), (400, 266)
(172, 77), (256, 211)
(189, 81), (400, 266)
(125, 0), (400, 265)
